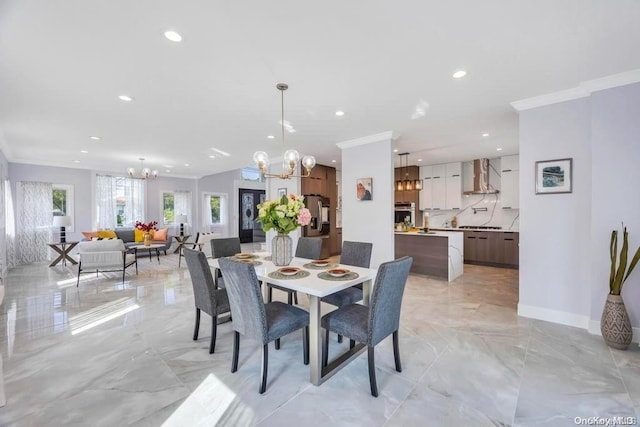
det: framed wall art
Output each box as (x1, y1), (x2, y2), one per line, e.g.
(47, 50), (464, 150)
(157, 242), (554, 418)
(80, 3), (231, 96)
(535, 158), (572, 194)
(356, 178), (373, 201)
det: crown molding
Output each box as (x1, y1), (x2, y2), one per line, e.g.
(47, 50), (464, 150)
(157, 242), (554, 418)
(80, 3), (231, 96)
(336, 131), (397, 150)
(511, 68), (640, 111)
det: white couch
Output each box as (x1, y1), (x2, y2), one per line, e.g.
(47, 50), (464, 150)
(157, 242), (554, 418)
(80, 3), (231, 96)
(76, 239), (137, 286)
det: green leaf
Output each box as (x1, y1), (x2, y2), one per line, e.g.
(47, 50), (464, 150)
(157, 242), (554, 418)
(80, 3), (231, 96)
(623, 245), (640, 284)
(613, 227), (629, 294)
(610, 230), (617, 291)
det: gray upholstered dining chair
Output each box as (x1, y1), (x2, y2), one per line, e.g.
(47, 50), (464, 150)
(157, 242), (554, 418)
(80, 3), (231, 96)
(218, 257), (310, 394)
(267, 237), (322, 305)
(321, 241), (373, 342)
(210, 237), (242, 288)
(321, 256), (412, 397)
(183, 248), (231, 354)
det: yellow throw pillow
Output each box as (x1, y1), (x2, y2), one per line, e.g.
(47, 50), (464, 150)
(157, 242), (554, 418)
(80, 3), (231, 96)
(97, 230), (117, 239)
(134, 229), (145, 243)
(152, 228), (168, 242)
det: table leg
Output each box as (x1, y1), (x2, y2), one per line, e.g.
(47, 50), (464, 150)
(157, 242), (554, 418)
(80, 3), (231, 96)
(156, 249), (160, 263)
(308, 295), (322, 386)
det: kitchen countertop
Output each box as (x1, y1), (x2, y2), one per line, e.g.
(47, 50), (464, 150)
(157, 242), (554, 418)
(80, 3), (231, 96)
(394, 230), (460, 237)
(428, 227), (519, 233)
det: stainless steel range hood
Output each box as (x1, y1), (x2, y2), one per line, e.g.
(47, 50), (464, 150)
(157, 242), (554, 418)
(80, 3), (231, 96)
(463, 159), (499, 195)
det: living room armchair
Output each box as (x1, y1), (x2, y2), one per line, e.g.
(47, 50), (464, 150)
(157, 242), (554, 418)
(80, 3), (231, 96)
(76, 239), (138, 286)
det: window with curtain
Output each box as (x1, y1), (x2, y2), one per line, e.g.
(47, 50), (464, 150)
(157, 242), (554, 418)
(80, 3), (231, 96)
(96, 175), (145, 229)
(8, 181), (52, 267)
(202, 192), (227, 234)
(162, 190), (191, 226)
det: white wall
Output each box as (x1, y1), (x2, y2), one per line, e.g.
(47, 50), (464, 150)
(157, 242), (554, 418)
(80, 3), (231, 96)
(518, 97), (592, 327)
(338, 132), (394, 268)
(589, 83), (640, 327)
(517, 81), (640, 334)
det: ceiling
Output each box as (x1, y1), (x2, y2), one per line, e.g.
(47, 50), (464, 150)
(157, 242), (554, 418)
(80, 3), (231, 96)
(1, 1), (639, 178)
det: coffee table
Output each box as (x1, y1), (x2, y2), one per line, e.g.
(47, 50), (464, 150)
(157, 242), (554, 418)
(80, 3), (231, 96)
(130, 244), (165, 263)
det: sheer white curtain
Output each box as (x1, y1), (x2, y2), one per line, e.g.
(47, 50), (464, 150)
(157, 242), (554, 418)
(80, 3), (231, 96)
(96, 175), (117, 229)
(8, 181), (52, 267)
(174, 190), (192, 232)
(124, 178), (145, 226)
(202, 193), (228, 236)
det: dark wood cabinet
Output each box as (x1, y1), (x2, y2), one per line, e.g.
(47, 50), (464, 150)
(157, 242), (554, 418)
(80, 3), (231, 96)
(301, 163), (341, 256)
(463, 231), (519, 268)
(303, 164), (327, 195)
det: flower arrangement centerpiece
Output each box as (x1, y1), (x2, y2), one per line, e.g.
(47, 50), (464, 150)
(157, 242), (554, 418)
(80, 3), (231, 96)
(257, 194), (311, 265)
(135, 220), (158, 246)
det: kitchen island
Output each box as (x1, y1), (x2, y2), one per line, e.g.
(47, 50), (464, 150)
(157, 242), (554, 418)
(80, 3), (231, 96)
(395, 231), (464, 281)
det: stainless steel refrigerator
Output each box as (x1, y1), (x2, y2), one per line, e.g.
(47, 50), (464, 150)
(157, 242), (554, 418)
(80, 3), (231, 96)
(302, 195), (331, 258)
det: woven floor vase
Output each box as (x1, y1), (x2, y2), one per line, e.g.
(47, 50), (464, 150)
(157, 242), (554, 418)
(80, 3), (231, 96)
(272, 233), (292, 266)
(601, 294), (633, 350)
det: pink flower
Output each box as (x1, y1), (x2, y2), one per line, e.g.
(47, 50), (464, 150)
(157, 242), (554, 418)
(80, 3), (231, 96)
(297, 208), (311, 226)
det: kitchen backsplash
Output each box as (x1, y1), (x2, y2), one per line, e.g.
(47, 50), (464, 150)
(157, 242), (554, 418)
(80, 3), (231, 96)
(422, 193), (519, 231)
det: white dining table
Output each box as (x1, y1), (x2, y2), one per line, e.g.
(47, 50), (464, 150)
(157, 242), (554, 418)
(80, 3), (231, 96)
(208, 254), (377, 386)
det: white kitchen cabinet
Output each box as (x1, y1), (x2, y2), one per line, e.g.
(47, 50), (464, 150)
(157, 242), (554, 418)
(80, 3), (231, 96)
(501, 155), (519, 209)
(445, 162), (462, 210)
(462, 161), (474, 193)
(420, 163), (461, 210)
(419, 165), (433, 209)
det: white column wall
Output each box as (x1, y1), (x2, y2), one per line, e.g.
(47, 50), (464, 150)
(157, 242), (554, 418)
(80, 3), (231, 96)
(338, 132), (394, 269)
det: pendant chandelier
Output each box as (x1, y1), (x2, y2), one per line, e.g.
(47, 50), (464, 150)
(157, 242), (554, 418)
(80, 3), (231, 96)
(127, 158), (158, 179)
(253, 83), (316, 179)
(396, 153), (422, 191)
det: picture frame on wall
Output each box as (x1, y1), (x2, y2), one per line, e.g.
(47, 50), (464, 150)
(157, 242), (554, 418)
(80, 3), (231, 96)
(277, 187), (287, 198)
(535, 158), (572, 194)
(356, 178), (373, 201)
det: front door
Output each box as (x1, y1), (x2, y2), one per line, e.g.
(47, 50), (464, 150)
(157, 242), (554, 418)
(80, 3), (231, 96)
(238, 189), (265, 244)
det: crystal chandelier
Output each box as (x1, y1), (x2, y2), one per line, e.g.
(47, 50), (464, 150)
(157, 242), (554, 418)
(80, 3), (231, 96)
(128, 158), (158, 179)
(253, 83), (316, 179)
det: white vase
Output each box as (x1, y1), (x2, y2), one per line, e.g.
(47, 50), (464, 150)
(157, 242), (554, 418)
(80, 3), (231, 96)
(272, 233), (292, 266)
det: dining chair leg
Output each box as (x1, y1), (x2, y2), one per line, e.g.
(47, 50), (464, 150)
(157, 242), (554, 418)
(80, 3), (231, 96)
(193, 308), (201, 340)
(392, 330), (402, 372)
(350, 339), (355, 349)
(209, 316), (218, 354)
(260, 344), (269, 394)
(294, 291), (298, 305)
(322, 328), (329, 367)
(287, 291), (293, 305)
(337, 334), (343, 343)
(267, 286), (273, 303)
(275, 338), (280, 350)
(368, 346), (378, 397)
(303, 326), (309, 365)
(231, 331), (240, 373)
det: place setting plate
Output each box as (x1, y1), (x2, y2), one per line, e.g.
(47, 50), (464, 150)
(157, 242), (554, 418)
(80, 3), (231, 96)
(318, 268), (359, 281)
(267, 266), (310, 280)
(302, 259), (339, 270)
(233, 252), (260, 260)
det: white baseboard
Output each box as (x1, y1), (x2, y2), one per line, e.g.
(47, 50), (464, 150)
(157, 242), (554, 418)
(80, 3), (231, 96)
(518, 303), (590, 329)
(519, 304), (640, 343)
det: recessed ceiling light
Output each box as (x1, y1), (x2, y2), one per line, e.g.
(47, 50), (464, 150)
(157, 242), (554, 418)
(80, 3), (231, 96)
(164, 30), (182, 42)
(335, 110), (345, 117)
(80, 150), (88, 154)
(417, 159), (423, 162)
(118, 95), (134, 102)
(267, 135), (275, 139)
(331, 159), (336, 163)
(452, 70), (467, 79)
(482, 133), (490, 137)
(165, 169), (171, 173)
(497, 148), (503, 151)
(184, 163), (190, 167)
(72, 160), (80, 163)
(209, 155), (215, 159)
(89, 136), (101, 140)
(162, 164), (173, 168)
(393, 149), (398, 153)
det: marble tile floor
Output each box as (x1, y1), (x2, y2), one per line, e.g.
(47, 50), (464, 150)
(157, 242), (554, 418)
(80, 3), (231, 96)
(0, 254), (639, 426)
